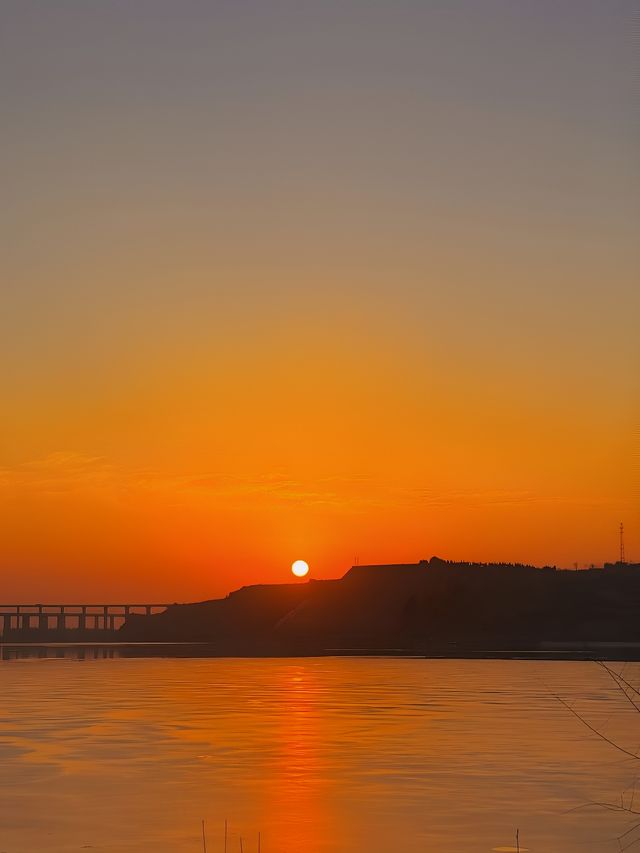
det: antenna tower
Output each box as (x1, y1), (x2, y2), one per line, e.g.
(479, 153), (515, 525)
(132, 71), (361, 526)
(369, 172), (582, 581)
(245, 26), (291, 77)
(620, 522), (626, 564)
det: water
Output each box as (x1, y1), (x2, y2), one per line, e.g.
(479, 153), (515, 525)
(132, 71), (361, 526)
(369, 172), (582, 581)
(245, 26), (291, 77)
(0, 653), (638, 852)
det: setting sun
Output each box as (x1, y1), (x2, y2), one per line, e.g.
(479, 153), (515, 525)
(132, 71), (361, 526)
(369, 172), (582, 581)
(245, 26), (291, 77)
(292, 560), (310, 578)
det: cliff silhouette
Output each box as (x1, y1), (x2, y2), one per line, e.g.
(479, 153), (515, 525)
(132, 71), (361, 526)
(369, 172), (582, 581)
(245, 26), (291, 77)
(117, 558), (640, 657)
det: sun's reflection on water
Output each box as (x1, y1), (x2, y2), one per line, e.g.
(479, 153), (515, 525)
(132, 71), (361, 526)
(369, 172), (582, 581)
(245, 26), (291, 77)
(257, 665), (339, 853)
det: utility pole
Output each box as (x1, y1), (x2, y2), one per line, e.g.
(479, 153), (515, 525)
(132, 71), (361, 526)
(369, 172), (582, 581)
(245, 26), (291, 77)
(620, 522), (626, 565)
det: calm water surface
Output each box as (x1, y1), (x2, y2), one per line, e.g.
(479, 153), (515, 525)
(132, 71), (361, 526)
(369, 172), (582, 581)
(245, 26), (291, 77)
(0, 654), (638, 852)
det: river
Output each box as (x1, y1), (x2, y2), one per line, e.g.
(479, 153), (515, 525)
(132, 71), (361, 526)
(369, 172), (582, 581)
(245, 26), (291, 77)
(0, 653), (637, 852)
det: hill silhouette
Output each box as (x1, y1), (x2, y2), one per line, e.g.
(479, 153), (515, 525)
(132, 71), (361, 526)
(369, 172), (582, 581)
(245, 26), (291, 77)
(118, 558), (640, 657)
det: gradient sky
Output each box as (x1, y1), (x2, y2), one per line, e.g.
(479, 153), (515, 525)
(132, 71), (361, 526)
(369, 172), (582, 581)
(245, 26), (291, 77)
(2, 1), (638, 601)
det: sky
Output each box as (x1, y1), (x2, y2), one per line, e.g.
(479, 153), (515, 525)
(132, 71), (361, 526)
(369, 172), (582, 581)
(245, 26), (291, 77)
(1, 0), (638, 601)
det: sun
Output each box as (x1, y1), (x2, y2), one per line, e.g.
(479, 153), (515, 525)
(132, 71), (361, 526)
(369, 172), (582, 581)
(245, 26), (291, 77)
(291, 559), (310, 578)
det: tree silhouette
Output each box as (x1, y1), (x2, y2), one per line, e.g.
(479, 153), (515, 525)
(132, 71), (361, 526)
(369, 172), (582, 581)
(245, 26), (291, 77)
(559, 662), (640, 851)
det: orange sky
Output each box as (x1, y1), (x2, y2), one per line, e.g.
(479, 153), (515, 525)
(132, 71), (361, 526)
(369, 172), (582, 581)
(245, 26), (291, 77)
(1, 2), (638, 601)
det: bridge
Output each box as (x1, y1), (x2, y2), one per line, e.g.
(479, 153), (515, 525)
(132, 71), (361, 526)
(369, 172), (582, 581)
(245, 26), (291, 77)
(0, 604), (170, 636)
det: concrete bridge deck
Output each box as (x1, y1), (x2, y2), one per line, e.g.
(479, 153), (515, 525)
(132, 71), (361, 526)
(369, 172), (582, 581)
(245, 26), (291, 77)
(0, 604), (170, 634)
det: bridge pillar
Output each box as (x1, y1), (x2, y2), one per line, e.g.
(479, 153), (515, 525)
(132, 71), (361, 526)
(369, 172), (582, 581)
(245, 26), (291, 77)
(79, 606), (87, 631)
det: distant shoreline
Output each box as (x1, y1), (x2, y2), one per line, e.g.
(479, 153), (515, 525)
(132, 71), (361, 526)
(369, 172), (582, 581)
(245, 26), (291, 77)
(4, 559), (640, 657)
(3, 640), (640, 662)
